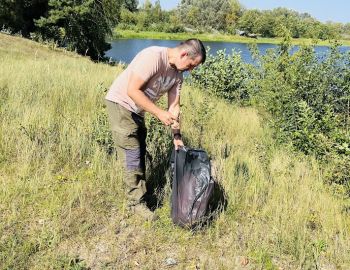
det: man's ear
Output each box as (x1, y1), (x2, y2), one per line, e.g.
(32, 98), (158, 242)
(180, 51), (188, 58)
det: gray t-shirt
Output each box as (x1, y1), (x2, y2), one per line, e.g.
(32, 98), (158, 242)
(105, 46), (183, 116)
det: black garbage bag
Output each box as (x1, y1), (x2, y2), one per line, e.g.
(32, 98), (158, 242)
(171, 147), (215, 228)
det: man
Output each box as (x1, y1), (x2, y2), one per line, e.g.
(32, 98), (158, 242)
(105, 39), (206, 220)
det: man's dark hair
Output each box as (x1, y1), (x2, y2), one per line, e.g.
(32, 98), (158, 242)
(178, 39), (206, 64)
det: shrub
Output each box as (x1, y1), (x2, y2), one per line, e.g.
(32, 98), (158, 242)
(190, 37), (350, 193)
(190, 48), (249, 103)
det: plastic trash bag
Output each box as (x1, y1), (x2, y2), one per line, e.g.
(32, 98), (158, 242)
(171, 147), (214, 228)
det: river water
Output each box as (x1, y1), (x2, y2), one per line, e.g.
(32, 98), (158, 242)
(105, 39), (350, 64)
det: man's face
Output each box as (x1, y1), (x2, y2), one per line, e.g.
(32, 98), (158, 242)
(175, 51), (202, 72)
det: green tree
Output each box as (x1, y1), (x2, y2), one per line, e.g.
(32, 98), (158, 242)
(123, 0), (138, 12)
(120, 7), (137, 25)
(35, 0), (122, 60)
(225, 0), (243, 32)
(322, 21), (342, 39)
(343, 22), (350, 35)
(303, 19), (322, 38)
(143, 0), (152, 10)
(152, 0), (162, 23)
(0, 0), (48, 36)
(237, 9), (261, 34)
(258, 10), (277, 37)
(270, 8), (301, 38)
(177, 0), (232, 31)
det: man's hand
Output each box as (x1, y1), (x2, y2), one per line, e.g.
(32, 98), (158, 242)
(156, 110), (178, 126)
(171, 118), (180, 130)
(173, 134), (184, 150)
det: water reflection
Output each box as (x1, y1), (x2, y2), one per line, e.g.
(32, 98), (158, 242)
(105, 39), (350, 64)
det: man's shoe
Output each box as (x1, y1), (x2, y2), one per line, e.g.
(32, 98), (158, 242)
(129, 203), (158, 221)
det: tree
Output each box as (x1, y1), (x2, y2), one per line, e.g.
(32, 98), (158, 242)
(143, 0), (152, 10)
(35, 0), (122, 60)
(177, 0), (232, 31)
(123, 0), (138, 12)
(343, 23), (350, 35)
(120, 7), (137, 25)
(152, 0), (162, 23)
(225, 0), (243, 32)
(258, 10), (277, 37)
(0, 0), (48, 36)
(237, 9), (261, 34)
(318, 22), (341, 40)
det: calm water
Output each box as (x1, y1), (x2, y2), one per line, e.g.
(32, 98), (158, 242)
(105, 39), (350, 64)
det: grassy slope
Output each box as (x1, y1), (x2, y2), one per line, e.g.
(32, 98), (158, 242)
(0, 33), (349, 269)
(113, 29), (350, 46)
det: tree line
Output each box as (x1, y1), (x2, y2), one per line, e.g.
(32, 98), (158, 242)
(120, 0), (350, 40)
(1, 0), (350, 59)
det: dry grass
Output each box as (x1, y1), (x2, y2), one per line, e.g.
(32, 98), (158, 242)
(1, 33), (350, 269)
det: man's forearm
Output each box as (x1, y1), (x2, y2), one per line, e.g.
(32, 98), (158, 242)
(128, 88), (161, 117)
(169, 104), (180, 134)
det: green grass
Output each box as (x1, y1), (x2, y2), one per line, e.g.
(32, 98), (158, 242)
(1, 33), (350, 269)
(113, 28), (350, 46)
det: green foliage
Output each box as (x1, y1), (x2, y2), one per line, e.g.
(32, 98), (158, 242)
(238, 8), (341, 40)
(247, 39), (350, 195)
(120, 7), (137, 25)
(1, 0), (348, 51)
(126, 2), (339, 38)
(122, 0), (138, 12)
(35, 0), (122, 60)
(177, 0), (236, 32)
(144, 97), (173, 203)
(118, 1), (185, 33)
(145, 98), (173, 163)
(188, 95), (215, 148)
(251, 249), (278, 270)
(325, 156), (350, 196)
(0, 0), (48, 36)
(237, 7), (342, 39)
(190, 34), (350, 194)
(190, 48), (249, 103)
(225, 0), (243, 32)
(91, 106), (114, 155)
(256, 41), (350, 156)
(237, 9), (262, 35)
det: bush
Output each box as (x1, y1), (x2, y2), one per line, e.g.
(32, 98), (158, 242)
(190, 38), (350, 193)
(163, 23), (185, 33)
(190, 49), (249, 103)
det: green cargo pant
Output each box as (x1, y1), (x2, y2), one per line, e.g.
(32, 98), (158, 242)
(105, 100), (147, 205)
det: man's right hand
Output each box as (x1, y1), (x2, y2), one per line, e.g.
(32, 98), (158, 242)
(156, 110), (177, 126)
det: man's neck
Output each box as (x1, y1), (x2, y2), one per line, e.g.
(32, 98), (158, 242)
(167, 48), (177, 70)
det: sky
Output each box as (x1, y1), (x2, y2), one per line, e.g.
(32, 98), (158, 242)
(138, 0), (350, 23)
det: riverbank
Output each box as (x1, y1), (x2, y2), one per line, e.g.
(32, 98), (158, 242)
(113, 28), (350, 46)
(2, 33), (350, 269)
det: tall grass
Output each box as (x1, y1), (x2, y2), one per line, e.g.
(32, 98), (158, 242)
(0, 34), (126, 269)
(1, 33), (349, 269)
(180, 86), (350, 269)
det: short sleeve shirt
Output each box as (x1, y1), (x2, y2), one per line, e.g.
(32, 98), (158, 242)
(105, 46), (183, 116)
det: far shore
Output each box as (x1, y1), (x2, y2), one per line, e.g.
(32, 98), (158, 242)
(112, 29), (350, 46)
